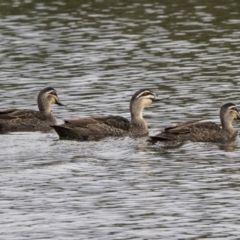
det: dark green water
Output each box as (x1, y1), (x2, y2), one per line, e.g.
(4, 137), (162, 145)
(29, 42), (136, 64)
(1, 0), (240, 239)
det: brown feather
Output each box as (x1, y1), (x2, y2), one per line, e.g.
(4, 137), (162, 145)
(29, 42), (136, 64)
(150, 121), (232, 143)
(0, 87), (64, 132)
(52, 89), (156, 140)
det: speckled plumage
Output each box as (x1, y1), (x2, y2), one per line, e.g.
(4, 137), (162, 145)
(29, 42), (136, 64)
(52, 89), (157, 140)
(0, 87), (64, 132)
(149, 103), (240, 144)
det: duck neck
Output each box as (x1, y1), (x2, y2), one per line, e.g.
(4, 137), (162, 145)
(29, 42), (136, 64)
(130, 105), (148, 134)
(38, 98), (51, 116)
(221, 117), (235, 134)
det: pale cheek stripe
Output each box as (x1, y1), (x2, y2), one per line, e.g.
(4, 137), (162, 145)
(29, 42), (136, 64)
(230, 110), (239, 117)
(47, 91), (57, 96)
(136, 91), (152, 99)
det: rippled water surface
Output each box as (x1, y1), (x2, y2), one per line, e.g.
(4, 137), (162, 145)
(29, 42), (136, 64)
(1, 0), (240, 239)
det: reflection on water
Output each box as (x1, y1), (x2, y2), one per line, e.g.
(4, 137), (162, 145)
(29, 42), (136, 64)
(1, 0), (240, 239)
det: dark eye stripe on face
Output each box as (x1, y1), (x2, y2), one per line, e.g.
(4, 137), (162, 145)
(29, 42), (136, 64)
(49, 91), (57, 96)
(230, 107), (238, 112)
(137, 91), (153, 98)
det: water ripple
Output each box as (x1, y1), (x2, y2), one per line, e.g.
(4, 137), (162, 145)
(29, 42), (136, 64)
(1, 0), (240, 239)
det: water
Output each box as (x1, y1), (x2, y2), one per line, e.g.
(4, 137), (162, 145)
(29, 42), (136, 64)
(1, 0), (240, 239)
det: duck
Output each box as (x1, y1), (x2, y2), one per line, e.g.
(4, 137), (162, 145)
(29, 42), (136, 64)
(0, 87), (65, 132)
(52, 89), (158, 140)
(149, 103), (240, 143)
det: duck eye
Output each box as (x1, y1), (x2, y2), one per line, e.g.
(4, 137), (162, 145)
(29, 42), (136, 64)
(50, 91), (57, 96)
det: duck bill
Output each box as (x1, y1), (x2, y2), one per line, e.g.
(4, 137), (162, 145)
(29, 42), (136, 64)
(152, 98), (161, 102)
(152, 94), (171, 102)
(56, 99), (66, 106)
